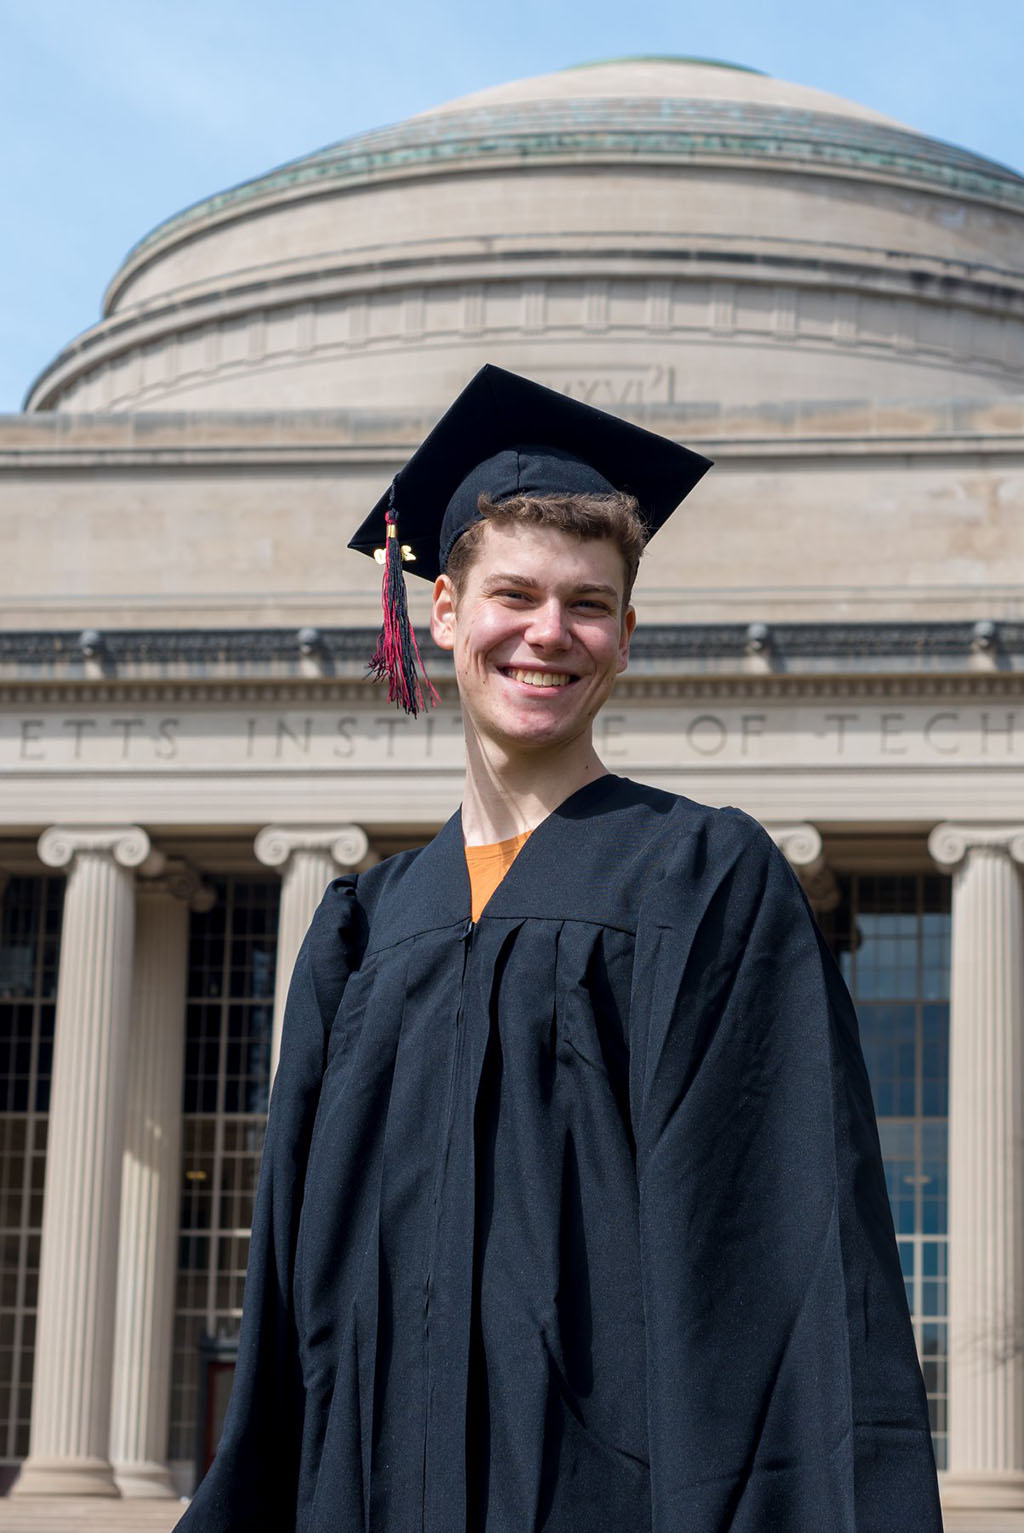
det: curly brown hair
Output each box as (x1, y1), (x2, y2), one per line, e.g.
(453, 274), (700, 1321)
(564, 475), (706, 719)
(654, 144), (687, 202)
(445, 492), (649, 607)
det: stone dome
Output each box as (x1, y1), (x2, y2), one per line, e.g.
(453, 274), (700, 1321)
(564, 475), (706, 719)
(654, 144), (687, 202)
(27, 57), (1024, 414)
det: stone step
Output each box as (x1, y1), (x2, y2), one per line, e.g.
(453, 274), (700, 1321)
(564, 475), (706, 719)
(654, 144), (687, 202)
(1, 1497), (1022, 1532)
(944, 1514), (1024, 1533)
(0, 1500), (185, 1531)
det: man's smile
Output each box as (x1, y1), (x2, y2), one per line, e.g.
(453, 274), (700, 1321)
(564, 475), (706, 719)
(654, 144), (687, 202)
(502, 668), (576, 688)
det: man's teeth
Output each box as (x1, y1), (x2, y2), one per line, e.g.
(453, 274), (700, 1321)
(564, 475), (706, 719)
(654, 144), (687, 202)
(508, 669), (571, 688)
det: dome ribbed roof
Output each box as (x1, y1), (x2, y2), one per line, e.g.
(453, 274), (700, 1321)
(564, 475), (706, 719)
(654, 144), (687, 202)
(28, 56), (1024, 418)
(119, 58), (1024, 276)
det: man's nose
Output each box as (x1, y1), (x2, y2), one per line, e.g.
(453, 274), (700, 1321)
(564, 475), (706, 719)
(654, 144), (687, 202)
(525, 599), (571, 648)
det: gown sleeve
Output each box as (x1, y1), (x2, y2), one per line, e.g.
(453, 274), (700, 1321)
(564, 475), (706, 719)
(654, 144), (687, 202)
(628, 812), (943, 1533)
(175, 875), (362, 1532)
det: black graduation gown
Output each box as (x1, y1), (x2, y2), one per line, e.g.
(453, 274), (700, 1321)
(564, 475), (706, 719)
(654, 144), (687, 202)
(176, 775), (942, 1532)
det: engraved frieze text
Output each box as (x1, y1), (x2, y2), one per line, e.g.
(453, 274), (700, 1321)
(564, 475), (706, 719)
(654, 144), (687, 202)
(1, 705), (1017, 772)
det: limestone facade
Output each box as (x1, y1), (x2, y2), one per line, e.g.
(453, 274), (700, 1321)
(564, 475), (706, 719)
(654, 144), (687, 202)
(1, 55), (1023, 1532)
(2, 400), (1024, 637)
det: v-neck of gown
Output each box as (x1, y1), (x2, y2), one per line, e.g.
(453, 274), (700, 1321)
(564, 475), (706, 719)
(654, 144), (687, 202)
(464, 833), (532, 923)
(458, 773), (622, 923)
(366, 775), (624, 948)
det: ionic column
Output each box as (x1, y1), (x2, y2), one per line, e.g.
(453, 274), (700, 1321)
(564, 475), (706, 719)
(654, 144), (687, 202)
(767, 823), (840, 913)
(254, 825), (375, 1079)
(110, 863), (214, 1498)
(929, 822), (1024, 1511)
(14, 826), (151, 1497)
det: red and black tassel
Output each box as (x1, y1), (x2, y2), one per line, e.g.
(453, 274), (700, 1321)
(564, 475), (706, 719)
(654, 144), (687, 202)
(368, 486), (439, 717)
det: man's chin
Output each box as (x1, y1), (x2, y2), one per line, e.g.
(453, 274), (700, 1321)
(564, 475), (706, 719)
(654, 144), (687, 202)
(486, 713), (594, 756)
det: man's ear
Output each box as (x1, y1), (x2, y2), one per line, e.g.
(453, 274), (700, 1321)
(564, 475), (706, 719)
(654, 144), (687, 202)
(617, 605), (636, 674)
(431, 574), (457, 652)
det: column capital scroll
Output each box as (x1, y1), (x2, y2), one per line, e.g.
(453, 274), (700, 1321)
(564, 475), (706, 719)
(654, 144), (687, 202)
(767, 823), (824, 872)
(766, 823), (840, 913)
(38, 825), (152, 872)
(254, 823), (375, 873)
(928, 823), (1024, 871)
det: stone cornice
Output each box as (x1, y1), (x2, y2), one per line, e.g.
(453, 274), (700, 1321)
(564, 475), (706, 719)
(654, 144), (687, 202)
(1, 672), (1023, 712)
(8, 400), (1024, 465)
(79, 239), (1024, 350)
(1, 622), (1022, 687)
(9, 434), (1024, 471)
(25, 241), (1024, 407)
(24, 258), (1024, 415)
(629, 621), (1024, 663)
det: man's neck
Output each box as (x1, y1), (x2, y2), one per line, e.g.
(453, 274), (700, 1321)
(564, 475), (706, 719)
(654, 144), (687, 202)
(460, 730), (609, 845)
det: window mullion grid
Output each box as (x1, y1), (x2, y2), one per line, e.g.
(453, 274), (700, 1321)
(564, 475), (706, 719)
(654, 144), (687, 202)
(913, 879), (925, 1342)
(3, 1103), (23, 1462)
(10, 887), (44, 1462)
(207, 883), (233, 1334)
(2, 881), (49, 1464)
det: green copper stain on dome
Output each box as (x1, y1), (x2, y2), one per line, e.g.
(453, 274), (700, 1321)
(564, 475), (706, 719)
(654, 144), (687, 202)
(112, 74), (1024, 287)
(568, 56), (767, 75)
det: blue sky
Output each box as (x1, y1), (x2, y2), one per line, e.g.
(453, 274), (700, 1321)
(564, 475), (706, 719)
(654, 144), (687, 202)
(2, 0), (1022, 412)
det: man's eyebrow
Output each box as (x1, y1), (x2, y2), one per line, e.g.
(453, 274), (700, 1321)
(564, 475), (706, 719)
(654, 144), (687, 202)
(482, 572), (620, 598)
(481, 572), (534, 589)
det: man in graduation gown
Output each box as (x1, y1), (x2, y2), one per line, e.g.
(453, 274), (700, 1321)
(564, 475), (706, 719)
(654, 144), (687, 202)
(176, 367), (942, 1531)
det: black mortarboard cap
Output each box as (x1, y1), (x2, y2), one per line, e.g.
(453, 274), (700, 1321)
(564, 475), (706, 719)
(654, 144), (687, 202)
(349, 364), (712, 715)
(349, 363), (713, 582)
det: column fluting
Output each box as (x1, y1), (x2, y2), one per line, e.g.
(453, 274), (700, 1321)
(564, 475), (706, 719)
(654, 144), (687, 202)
(110, 863), (214, 1498)
(930, 822), (1024, 1511)
(255, 825), (373, 1080)
(14, 826), (151, 1497)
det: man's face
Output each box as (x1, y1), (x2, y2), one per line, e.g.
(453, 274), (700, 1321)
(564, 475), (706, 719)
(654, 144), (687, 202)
(430, 520), (636, 756)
